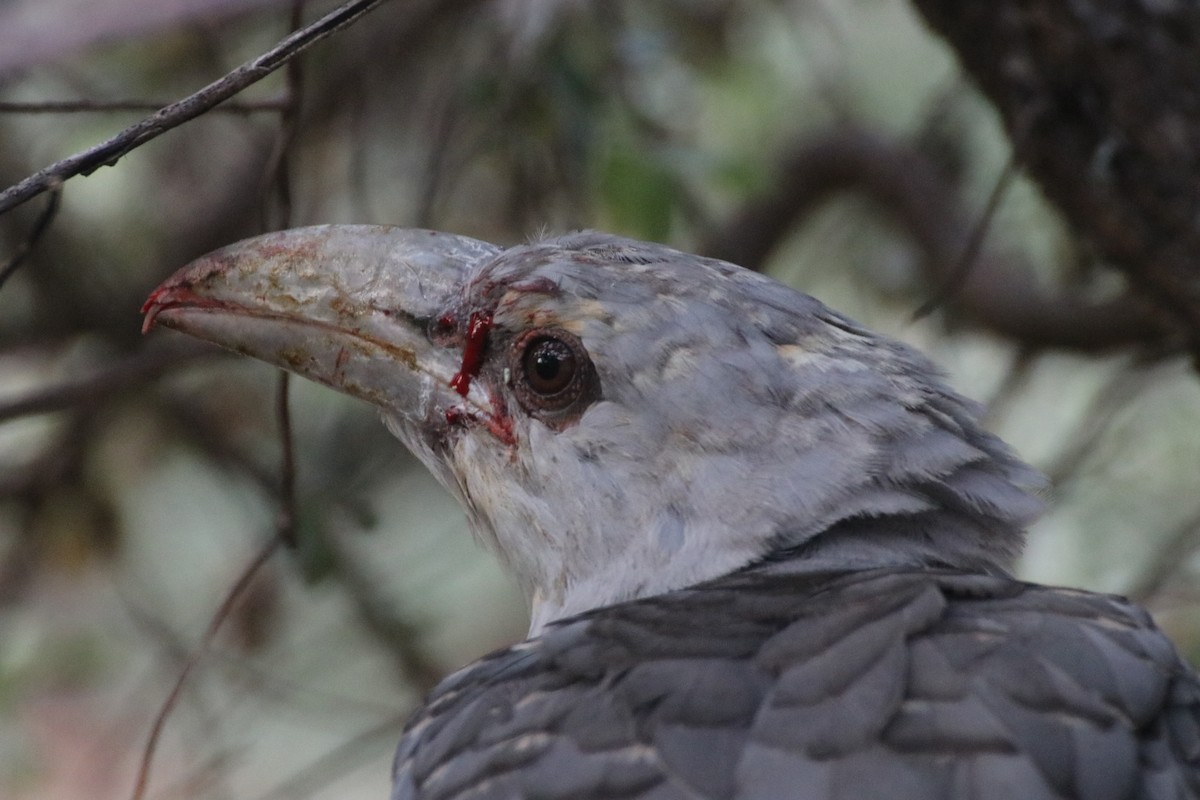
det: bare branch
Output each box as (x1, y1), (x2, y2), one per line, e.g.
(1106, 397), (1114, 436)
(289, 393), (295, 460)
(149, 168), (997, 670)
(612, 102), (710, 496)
(274, 372), (298, 548)
(129, 536), (283, 800)
(0, 0), (390, 217)
(260, 0), (306, 231)
(912, 149), (1018, 321)
(0, 98), (291, 114)
(0, 185), (60, 290)
(264, 2), (305, 549)
(703, 128), (1171, 354)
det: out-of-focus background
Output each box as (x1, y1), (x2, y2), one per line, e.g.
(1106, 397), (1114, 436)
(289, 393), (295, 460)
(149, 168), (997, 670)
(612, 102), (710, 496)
(1, 1), (1198, 797)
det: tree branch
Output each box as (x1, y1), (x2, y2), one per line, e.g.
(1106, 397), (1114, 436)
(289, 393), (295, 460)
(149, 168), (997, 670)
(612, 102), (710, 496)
(910, 0), (1200, 360)
(703, 128), (1170, 353)
(0, 186), (60, 290)
(0, 98), (290, 114)
(0, 340), (221, 424)
(0, 0), (390, 217)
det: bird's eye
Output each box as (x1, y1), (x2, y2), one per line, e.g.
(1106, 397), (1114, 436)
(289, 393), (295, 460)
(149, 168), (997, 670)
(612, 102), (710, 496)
(523, 337), (576, 395)
(510, 328), (598, 422)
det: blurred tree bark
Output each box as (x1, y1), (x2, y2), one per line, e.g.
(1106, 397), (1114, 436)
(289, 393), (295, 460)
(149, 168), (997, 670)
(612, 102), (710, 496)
(912, 0), (1200, 360)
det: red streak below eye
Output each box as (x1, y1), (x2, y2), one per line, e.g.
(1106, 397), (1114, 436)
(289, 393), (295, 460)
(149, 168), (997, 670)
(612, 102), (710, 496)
(449, 311), (493, 396)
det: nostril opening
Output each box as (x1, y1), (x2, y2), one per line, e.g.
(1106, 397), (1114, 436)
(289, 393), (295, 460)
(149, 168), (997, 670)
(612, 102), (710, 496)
(428, 311), (459, 345)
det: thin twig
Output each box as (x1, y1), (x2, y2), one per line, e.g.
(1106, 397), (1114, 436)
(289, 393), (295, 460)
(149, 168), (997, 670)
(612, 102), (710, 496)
(912, 149), (1019, 320)
(268, 2), (305, 548)
(0, 0), (390, 217)
(260, 0), (306, 231)
(0, 186), (61, 290)
(275, 372), (298, 548)
(702, 128), (1166, 352)
(979, 347), (1039, 429)
(415, 97), (460, 228)
(0, 98), (291, 114)
(129, 535), (283, 800)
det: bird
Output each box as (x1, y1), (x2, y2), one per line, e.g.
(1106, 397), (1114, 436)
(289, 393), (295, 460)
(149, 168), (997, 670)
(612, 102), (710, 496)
(143, 226), (1200, 800)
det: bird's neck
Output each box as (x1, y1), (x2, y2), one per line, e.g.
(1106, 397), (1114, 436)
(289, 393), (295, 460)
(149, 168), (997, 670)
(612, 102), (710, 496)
(758, 509), (1025, 578)
(522, 503), (1027, 636)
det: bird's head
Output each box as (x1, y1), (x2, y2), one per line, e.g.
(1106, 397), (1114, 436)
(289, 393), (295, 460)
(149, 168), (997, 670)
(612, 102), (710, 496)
(145, 226), (1043, 632)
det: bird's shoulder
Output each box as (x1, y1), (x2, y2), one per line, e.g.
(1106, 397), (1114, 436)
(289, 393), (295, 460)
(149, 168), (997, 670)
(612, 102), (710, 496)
(392, 567), (1200, 800)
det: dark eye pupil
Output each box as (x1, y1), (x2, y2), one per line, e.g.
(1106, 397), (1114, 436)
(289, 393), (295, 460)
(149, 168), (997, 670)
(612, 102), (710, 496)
(524, 338), (576, 394)
(534, 351), (561, 380)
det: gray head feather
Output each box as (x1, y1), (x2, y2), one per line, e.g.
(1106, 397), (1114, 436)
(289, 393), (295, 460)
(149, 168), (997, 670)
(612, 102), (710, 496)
(386, 232), (1045, 632)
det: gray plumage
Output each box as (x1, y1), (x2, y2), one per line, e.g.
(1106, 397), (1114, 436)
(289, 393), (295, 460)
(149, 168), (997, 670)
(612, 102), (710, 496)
(393, 567), (1200, 800)
(144, 226), (1200, 799)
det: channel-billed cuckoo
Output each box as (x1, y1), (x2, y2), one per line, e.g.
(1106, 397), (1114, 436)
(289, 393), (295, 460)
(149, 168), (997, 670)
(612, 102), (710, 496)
(144, 226), (1200, 800)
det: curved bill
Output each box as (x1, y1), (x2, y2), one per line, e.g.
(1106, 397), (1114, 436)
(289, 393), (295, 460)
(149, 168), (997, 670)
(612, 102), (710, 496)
(143, 224), (500, 425)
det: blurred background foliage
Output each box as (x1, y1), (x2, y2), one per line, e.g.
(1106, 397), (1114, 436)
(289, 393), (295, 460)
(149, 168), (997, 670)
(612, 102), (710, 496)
(1, 0), (1198, 797)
